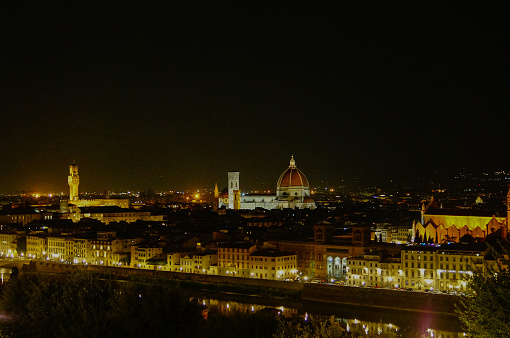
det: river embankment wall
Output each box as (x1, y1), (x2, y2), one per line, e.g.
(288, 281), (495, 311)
(22, 261), (459, 314)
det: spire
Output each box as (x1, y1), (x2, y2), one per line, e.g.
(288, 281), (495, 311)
(214, 182), (219, 198)
(289, 155), (296, 168)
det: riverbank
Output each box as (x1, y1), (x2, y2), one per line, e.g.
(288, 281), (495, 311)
(21, 260), (460, 315)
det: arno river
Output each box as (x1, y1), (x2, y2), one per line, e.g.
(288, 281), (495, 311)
(196, 291), (464, 338)
(0, 263), (464, 337)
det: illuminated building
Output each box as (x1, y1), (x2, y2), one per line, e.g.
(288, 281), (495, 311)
(413, 189), (509, 243)
(26, 235), (48, 259)
(64, 162), (129, 209)
(130, 244), (164, 269)
(60, 206), (163, 224)
(0, 209), (53, 226)
(47, 236), (72, 262)
(213, 182), (219, 212)
(68, 161), (79, 201)
(60, 162), (166, 223)
(90, 233), (126, 266)
(249, 249), (297, 280)
(217, 242), (257, 277)
(218, 156), (316, 210)
(346, 255), (402, 288)
(227, 171), (240, 210)
(345, 243), (487, 292)
(273, 223), (370, 280)
(0, 233), (17, 257)
(401, 245), (485, 292)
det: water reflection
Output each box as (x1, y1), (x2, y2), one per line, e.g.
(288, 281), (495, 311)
(198, 297), (298, 318)
(0, 268), (10, 284)
(197, 294), (465, 338)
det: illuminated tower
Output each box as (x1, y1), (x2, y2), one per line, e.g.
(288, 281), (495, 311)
(507, 184), (510, 234)
(68, 161), (79, 201)
(227, 171), (240, 209)
(213, 182), (219, 212)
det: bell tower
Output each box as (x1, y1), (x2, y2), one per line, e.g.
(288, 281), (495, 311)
(506, 184), (510, 233)
(227, 171), (240, 209)
(68, 161), (79, 201)
(213, 182), (219, 212)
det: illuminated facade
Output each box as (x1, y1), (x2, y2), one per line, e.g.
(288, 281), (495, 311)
(26, 235), (48, 259)
(413, 193), (508, 243)
(346, 255), (402, 288)
(130, 244), (164, 269)
(0, 233), (17, 257)
(345, 244), (487, 292)
(274, 223), (371, 280)
(0, 210), (53, 226)
(47, 236), (73, 262)
(249, 249), (297, 280)
(217, 242), (257, 277)
(218, 156), (316, 210)
(68, 162), (79, 201)
(64, 162), (129, 210)
(61, 206), (163, 224)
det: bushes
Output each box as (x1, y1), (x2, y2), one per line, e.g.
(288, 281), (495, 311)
(0, 273), (203, 338)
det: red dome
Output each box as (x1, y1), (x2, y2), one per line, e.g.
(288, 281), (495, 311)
(278, 168), (309, 187)
(277, 157), (309, 188)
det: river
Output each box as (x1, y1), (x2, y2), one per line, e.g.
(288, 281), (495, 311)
(195, 291), (464, 338)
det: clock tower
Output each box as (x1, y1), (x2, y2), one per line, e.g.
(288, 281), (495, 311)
(68, 161), (79, 201)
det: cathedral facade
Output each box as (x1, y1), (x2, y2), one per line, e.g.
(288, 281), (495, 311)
(413, 191), (509, 243)
(217, 156), (316, 210)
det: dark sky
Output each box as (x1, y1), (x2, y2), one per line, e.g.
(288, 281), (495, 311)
(0, 3), (507, 193)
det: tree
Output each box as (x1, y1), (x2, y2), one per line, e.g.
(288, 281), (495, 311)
(457, 243), (510, 337)
(0, 273), (204, 338)
(10, 267), (19, 279)
(274, 315), (345, 338)
(415, 229), (420, 243)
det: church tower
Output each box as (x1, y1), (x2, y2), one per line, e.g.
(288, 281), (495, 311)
(227, 171), (240, 209)
(506, 184), (510, 232)
(213, 182), (219, 212)
(68, 161), (79, 201)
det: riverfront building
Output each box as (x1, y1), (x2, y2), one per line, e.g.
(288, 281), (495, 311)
(217, 242), (257, 278)
(249, 249), (297, 280)
(345, 243), (487, 292)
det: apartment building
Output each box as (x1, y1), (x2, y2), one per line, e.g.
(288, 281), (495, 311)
(346, 254), (403, 288)
(131, 243), (164, 269)
(0, 233), (17, 257)
(26, 235), (48, 259)
(345, 243), (488, 292)
(249, 249), (297, 280)
(217, 242), (257, 277)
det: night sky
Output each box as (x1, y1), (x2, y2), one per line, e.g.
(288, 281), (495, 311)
(0, 3), (507, 194)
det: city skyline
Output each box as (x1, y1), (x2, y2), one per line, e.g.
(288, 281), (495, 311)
(1, 3), (508, 194)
